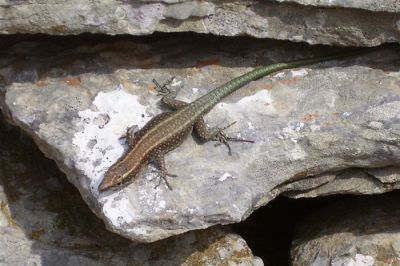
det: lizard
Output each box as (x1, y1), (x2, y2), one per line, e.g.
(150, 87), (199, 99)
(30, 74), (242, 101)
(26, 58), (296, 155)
(98, 49), (368, 192)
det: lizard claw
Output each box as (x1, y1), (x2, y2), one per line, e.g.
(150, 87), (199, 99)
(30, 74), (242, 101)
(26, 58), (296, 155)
(212, 121), (254, 155)
(155, 172), (176, 190)
(153, 77), (176, 96)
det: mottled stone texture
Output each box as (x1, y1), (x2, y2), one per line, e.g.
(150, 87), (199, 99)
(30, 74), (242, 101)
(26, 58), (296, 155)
(274, 0), (400, 12)
(0, 1), (399, 46)
(0, 113), (262, 266)
(1, 35), (399, 242)
(291, 193), (400, 266)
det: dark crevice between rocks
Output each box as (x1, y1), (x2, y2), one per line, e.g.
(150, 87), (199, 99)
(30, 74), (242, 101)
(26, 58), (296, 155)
(0, 33), (398, 76)
(0, 111), (134, 254)
(232, 190), (400, 266)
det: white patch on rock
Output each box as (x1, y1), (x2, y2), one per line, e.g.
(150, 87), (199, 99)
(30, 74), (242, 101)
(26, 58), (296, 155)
(171, 78), (182, 86)
(138, 186), (166, 213)
(368, 121), (383, 129)
(292, 35), (304, 42)
(295, 122), (305, 132)
(290, 69), (308, 78)
(327, 99), (336, 109)
(158, 200), (166, 210)
(309, 124), (321, 132)
(342, 111), (352, 118)
(187, 207), (200, 215)
(290, 144), (306, 161)
(72, 85), (149, 194)
(126, 226), (149, 237)
(163, 1), (215, 20)
(347, 254), (375, 266)
(101, 193), (136, 226)
(273, 72), (286, 78)
(232, 237), (247, 252)
(219, 172), (234, 182)
(279, 122), (305, 142)
(216, 90), (276, 115)
(217, 245), (230, 260)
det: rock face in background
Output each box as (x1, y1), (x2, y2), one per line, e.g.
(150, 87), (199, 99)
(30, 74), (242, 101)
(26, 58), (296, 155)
(0, 114), (262, 266)
(1, 35), (400, 242)
(274, 0), (400, 12)
(277, 167), (400, 199)
(0, 0), (399, 46)
(291, 193), (400, 266)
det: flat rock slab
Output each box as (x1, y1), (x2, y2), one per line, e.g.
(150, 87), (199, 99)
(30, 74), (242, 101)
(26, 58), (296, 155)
(279, 166), (400, 198)
(0, 1), (400, 46)
(0, 115), (262, 265)
(1, 36), (400, 242)
(274, 0), (400, 12)
(291, 192), (400, 266)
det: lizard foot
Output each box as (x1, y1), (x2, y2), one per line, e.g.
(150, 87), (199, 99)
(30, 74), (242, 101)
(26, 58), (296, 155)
(152, 76), (176, 96)
(212, 121), (254, 155)
(155, 171), (176, 190)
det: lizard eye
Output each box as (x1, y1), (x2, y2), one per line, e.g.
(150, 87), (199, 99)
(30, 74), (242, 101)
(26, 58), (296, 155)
(117, 176), (123, 185)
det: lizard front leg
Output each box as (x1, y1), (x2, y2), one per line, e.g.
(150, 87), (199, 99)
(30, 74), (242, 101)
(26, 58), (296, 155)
(151, 151), (176, 190)
(150, 125), (193, 190)
(153, 77), (187, 110)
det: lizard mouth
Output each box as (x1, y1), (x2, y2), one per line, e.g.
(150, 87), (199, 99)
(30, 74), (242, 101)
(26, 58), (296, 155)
(98, 181), (112, 192)
(98, 177), (121, 192)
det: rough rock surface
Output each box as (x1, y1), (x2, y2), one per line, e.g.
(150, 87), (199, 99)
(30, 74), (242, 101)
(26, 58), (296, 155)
(0, 1), (399, 46)
(291, 192), (400, 266)
(274, 0), (400, 12)
(277, 167), (400, 198)
(0, 115), (262, 266)
(1, 35), (400, 242)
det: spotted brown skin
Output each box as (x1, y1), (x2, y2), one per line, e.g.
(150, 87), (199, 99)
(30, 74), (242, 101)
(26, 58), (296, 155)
(98, 49), (368, 191)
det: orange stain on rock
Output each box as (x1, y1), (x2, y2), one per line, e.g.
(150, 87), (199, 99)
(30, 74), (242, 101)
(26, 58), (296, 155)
(148, 83), (157, 92)
(195, 60), (220, 68)
(302, 113), (319, 123)
(277, 77), (300, 86)
(256, 76), (300, 91)
(62, 77), (81, 87)
(258, 83), (273, 90)
(36, 80), (49, 87)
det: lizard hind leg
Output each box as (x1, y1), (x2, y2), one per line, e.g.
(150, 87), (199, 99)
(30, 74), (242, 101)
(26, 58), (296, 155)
(194, 118), (254, 155)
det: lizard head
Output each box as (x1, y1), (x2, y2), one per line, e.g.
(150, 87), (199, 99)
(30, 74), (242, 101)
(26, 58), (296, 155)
(98, 147), (148, 192)
(98, 163), (137, 192)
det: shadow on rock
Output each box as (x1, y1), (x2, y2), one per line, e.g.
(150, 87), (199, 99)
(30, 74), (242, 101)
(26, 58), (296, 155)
(0, 112), (261, 265)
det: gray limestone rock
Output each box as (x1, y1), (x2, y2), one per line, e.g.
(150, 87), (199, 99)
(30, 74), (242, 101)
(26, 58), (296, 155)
(0, 1), (399, 46)
(273, 0), (400, 12)
(291, 193), (400, 266)
(0, 115), (262, 266)
(279, 167), (400, 198)
(1, 36), (400, 242)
